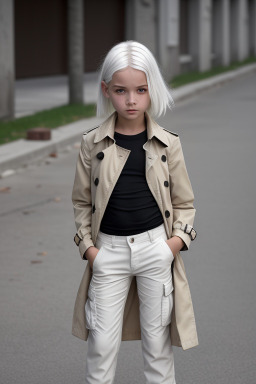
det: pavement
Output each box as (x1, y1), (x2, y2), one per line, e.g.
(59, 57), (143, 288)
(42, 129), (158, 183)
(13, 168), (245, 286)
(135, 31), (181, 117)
(1, 71), (256, 384)
(15, 72), (99, 118)
(1, 63), (256, 176)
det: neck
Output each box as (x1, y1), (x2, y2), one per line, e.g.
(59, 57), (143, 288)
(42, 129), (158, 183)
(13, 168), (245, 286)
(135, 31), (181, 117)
(115, 114), (146, 135)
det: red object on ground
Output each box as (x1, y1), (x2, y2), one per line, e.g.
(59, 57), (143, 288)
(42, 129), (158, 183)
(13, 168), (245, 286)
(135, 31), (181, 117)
(26, 127), (51, 140)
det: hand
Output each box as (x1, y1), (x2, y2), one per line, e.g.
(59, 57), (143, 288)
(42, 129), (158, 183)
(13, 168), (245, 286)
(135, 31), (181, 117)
(165, 236), (184, 257)
(85, 246), (100, 269)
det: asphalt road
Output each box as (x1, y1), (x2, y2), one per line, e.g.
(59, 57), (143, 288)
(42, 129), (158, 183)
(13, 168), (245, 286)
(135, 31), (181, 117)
(1, 72), (256, 384)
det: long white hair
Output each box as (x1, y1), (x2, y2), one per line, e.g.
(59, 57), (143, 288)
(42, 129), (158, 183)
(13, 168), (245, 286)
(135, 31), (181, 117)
(97, 41), (174, 118)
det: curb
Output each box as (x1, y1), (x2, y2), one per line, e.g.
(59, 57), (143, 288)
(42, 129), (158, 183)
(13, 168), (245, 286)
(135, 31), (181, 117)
(0, 116), (103, 176)
(172, 63), (256, 102)
(1, 63), (256, 176)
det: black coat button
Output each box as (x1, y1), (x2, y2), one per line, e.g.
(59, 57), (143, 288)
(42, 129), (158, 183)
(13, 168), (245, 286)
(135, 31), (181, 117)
(94, 178), (99, 186)
(165, 210), (170, 218)
(92, 205), (96, 213)
(164, 181), (169, 187)
(161, 155), (167, 162)
(97, 152), (104, 160)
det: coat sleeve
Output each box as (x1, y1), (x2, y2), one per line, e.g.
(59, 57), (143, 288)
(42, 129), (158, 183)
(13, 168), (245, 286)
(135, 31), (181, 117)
(72, 136), (94, 259)
(168, 136), (196, 251)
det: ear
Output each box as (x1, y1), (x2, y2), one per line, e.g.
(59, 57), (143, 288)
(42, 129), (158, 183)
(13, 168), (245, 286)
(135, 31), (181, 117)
(101, 81), (110, 98)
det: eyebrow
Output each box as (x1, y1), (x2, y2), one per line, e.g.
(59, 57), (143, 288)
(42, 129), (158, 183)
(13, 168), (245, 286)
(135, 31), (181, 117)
(112, 84), (148, 88)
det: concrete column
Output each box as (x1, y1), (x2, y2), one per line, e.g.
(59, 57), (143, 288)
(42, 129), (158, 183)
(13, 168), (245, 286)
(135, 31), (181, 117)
(158, 0), (180, 81)
(125, 0), (157, 56)
(189, 0), (212, 72)
(68, 0), (84, 104)
(0, 0), (14, 120)
(249, 0), (256, 56)
(212, 0), (230, 66)
(230, 0), (249, 61)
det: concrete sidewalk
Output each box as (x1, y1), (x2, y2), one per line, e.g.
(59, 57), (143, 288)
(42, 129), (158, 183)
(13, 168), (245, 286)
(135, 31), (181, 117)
(15, 72), (98, 118)
(1, 63), (256, 176)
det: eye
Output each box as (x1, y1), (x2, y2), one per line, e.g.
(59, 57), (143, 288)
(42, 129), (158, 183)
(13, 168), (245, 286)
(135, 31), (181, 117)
(115, 89), (125, 94)
(138, 88), (147, 94)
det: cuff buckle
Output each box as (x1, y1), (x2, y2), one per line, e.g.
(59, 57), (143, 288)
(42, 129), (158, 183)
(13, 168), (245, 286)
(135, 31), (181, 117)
(74, 233), (82, 246)
(184, 224), (197, 241)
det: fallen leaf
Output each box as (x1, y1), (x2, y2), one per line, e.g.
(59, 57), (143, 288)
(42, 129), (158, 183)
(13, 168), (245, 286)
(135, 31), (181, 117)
(30, 260), (43, 264)
(0, 186), (11, 193)
(37, 251), (47, 256)
(54, 197), (61, 202)
(49, 152), (57, 158)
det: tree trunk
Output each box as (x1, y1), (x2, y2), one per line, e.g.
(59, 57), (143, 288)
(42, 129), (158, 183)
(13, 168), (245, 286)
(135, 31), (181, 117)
(67, 0), (84, 104)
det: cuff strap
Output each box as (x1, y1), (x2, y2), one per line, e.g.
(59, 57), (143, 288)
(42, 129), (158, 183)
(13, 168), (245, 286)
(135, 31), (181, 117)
(173, 224), (197, 240)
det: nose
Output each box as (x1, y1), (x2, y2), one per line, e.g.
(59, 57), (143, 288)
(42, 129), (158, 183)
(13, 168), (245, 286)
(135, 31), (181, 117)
(126, 92), (136, 105)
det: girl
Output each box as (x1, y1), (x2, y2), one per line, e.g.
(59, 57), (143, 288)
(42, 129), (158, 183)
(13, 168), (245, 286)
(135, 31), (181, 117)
(72, 41), (198, 384)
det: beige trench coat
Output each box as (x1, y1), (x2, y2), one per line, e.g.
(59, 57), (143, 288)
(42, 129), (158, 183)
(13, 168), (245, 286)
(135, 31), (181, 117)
(71, 112), (198, 350)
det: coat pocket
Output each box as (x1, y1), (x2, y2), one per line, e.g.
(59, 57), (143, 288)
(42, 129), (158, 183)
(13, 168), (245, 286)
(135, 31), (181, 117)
(161, 280), (174, 327)
(85, 284), (97, 330)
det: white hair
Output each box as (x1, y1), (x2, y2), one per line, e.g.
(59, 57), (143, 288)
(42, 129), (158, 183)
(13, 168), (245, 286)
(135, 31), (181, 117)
(96, 41), (174, 118)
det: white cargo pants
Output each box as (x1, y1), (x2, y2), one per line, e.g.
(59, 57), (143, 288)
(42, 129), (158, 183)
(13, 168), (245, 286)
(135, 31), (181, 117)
(85, 223), (176, 384)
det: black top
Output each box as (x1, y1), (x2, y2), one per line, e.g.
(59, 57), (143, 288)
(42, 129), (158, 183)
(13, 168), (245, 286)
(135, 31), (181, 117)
(100, 129), (163, 235)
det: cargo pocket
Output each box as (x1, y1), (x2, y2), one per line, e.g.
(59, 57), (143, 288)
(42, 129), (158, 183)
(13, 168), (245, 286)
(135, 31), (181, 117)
(85, 284), (97, 330)
(161, 280), (174, 327)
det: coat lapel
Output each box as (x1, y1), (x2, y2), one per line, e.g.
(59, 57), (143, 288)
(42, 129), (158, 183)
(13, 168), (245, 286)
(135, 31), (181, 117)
(143, 140), (158, 172)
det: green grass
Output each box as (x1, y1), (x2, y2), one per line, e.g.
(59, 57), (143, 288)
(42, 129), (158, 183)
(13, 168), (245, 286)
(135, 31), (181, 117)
(170, 56), (256, 88)
(0, 103), (96, 145)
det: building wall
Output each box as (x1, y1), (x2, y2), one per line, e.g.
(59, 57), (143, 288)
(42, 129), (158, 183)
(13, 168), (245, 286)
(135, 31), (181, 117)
(84, 0), (125, 71)
(2, 0), (256, 85)
(15, 0), (125, 79)
(15, 0), (68, 78)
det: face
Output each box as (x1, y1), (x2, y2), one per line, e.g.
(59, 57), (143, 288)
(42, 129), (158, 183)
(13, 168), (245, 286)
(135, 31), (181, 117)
(101, 67), (151, 122)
